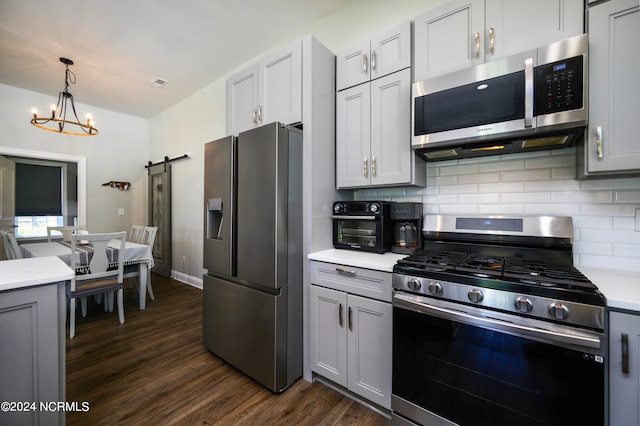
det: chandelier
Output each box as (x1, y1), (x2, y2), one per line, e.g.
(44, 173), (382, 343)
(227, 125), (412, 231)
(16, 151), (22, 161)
(30, 57), (98, 136)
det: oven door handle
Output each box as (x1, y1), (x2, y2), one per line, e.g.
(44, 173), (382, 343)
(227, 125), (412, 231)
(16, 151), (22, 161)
(393, 293), (601, 349)
(331, 215), (376, 220)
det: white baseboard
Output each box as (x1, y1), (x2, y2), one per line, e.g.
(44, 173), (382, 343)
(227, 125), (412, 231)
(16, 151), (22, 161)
(170, 270), (202, 289)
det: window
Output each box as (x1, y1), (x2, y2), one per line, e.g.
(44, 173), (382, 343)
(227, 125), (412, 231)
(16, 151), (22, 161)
(12, 161), (77, 238)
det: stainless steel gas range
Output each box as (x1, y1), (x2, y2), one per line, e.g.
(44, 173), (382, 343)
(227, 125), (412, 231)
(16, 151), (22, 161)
(391, 215), (606, 426)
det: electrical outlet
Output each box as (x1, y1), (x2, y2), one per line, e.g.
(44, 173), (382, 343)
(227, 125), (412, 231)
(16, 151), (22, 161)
(182, 255), (186, 264)
(118, 208), (125, 216)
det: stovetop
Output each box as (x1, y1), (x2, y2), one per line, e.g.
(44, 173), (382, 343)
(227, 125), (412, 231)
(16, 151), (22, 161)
(394, 248), (602, 305)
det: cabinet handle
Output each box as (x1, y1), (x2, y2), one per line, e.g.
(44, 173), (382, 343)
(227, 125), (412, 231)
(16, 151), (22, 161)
(339, 303), (344, 328)
(257, 105), (262, 124)
(336, 267), (356, 275)
(252, 108), (258, 124)
(363, 53), (368, 74)
(489, 27), (495, 55)
(596, 126), (603, 159)
(622, 333), (629, 374)
(371, 49), (377, 70)
(474, 32), (480, 58)
(371, 156), (376, 178)
(363, 157), (368, 178)
(348, 306), (353, 331)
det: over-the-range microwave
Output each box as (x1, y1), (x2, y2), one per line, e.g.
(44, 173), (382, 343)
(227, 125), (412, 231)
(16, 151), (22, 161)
(412, 33), (588, 161)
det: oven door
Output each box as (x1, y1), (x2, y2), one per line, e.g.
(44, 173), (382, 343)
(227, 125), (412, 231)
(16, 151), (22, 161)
(332, 215), (384, 253)
(392, 292), (605, 426)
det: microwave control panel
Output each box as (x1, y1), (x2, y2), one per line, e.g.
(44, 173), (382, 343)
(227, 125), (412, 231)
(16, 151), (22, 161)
(534, 55), (584, 116)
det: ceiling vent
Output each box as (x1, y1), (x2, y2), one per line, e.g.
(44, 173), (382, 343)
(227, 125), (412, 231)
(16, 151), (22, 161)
(151, 78), (168, 88)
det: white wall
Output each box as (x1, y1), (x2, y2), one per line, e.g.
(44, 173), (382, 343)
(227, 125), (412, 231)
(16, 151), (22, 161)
(0, 83), (149, 234)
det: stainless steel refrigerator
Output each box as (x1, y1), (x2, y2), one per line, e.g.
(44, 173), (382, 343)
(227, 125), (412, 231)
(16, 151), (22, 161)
(202, 122), (302, 392)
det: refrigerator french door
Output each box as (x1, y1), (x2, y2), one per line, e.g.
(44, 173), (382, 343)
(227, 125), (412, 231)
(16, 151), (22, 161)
(203, 122), (302, 392)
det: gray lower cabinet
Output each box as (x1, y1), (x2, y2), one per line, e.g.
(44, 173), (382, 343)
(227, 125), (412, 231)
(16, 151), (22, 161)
(309, 261), (392, 410)
(0, 282), (66, 426)
(609, 310), (640, 426)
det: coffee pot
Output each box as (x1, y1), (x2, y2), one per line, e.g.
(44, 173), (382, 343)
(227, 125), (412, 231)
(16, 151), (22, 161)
(394, 222), (418, 248)
(390, 202), (423, 254)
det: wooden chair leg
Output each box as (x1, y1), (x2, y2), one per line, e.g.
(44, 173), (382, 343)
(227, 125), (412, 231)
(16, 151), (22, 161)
(81, 296), (88, 317)
(147, 276), (155, 301)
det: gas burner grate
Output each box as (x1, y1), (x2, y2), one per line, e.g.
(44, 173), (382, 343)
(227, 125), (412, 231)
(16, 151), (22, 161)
(454, 254), (504, 278)
(396, 250), (467, 272)
(503, 258), (595, 290)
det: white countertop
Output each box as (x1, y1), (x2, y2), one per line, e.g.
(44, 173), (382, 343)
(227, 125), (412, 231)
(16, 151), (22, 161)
(0, 256), (74, 292)
(308, 248), (407, 272)
(579, 267), (640, 312)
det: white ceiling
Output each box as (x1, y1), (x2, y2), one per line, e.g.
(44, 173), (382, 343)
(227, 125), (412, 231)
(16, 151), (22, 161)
(0, 0), (350, 119)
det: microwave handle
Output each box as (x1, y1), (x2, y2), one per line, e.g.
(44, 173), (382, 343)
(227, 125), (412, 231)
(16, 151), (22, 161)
(524, 57), (534, 128)
(332, 215), (376, 220)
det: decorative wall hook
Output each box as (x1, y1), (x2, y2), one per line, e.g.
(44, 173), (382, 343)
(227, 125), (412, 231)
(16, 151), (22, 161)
(102, 180), (131, 191)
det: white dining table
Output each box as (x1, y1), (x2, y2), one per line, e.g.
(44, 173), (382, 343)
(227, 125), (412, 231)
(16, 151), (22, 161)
(21, 239), (155, 310)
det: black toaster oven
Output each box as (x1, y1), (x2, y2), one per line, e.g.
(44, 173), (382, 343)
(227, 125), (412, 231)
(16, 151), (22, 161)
(332, 201), (393, 253)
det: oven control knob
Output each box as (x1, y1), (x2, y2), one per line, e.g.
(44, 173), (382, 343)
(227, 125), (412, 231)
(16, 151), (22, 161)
(334, 203), (343, 214)
(548, 302), (570, 320)
(428, 281), (443, 296)
(514, 296), (533, 313)
(370, 203), (379, 213)
(467, 289), (484, 303)
(407, 278), (422, 292)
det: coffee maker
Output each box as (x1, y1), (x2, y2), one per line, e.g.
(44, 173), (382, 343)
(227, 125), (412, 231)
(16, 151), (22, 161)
(390, 202), (423, 254)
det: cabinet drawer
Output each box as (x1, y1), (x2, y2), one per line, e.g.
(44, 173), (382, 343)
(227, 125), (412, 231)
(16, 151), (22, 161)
(310, 260), (391, 302)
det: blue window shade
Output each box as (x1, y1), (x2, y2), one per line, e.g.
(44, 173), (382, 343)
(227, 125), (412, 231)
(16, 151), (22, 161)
(15, 163), (62, 215)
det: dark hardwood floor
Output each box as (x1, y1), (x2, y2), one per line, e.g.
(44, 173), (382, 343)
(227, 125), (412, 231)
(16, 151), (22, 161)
(66, 274), (386, 425)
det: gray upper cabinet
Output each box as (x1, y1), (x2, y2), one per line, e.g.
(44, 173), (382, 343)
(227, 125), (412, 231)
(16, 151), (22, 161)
(413, 0), (584, 82)
(226, 39), (302, 135)
(336, 21), (411, 91)
(582, 0), (640, 175)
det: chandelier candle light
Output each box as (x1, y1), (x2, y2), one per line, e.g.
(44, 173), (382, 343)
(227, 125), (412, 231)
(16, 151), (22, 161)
(30, 57), (98, 136)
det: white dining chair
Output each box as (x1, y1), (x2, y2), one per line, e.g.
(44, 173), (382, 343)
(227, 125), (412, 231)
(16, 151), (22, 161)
(123, 226), (157, 302)
(67, 231), (126, 338)
(47, 225), (87, 242)
(1, 230), (23, 260)
(129, 225), (145, 243)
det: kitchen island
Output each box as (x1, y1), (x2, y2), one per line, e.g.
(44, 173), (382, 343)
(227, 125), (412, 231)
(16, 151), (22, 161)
(0, 256), (73, 426)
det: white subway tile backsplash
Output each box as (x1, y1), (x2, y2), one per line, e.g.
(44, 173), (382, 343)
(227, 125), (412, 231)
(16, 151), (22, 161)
(478, 204), (524, 215)
(525, 179), (580, 192)
(458, 172), (500, 184)
(353, 149), (640, 272)
(524, 203), (580, 216)
(478, 182), (524, 193)
(614, 190), (640, 203)
(500, 192), (550, 204)
(574, 241), (613, 255)
(501, 168), (551, 182)
(458, 193), (500, 204)
(550, 191), (613, 204)
(573, 216), (613, 229)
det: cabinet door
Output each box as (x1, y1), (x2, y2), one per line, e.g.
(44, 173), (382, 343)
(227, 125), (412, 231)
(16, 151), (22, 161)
(485, 0), (584, 62)
(336, 83), (371, 189)
(609, 311), (640, 426)
(336, 40), (371, 91)
(370, 69), (411, 186)
(586, 0), (640, 173)
(347, 294), (392, 409)
(414, 0), (485, 81)
(258, 39), (302, 126)
(370, 21), (411, 81)
(226, 64), (259, 135)
(309, 285), (348, 387)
